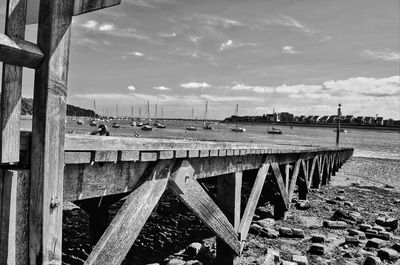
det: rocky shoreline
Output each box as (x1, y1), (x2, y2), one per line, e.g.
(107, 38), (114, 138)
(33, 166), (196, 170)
(62, 158), (400, 265)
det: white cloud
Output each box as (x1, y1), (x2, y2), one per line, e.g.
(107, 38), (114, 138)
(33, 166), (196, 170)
(159, 32), (177, 38)
(82, 20), (98, 30)
(220, 40), (257, 51)
(127, 85), (136, 91)
(362, 50), (400, 62)
(132, 52), (144, 57)
(231, 83), (274, 93)
(153, 86), (171, 91)
(262, 15), (314, 34)
(98, 24), (114, 31)
(282, 46), (299, 54)
(181, 82), (211, 89)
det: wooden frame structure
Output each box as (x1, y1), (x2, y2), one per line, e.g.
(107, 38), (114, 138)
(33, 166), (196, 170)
(0, 1), (354, 264)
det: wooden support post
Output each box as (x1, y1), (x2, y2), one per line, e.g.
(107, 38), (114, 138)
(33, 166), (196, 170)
(84, 160), (173, 265)
(0, 169), (30, 265)
(271, 163), (289, 219)
(216, 172), (242, 265)
(238, 163), (270, 250)
(309, 156), (319, 189)
(285, 164), (290, 192)
(298, 160), (309, 200)
(0, 0), (27, 163)
(29, 0), (74, 263)
(288, 160), (301, 201)
(169, 160), (240, 255)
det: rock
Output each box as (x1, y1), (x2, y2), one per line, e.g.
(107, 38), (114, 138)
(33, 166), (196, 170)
(325, 199), (337, 205)
(260, 228), (279, 239)
(257, 218), (275, 228)
(309, 244), (326, 255)
(281, 261), (297, 265)
(263, 248), (280, 264)
(292, 228), (305, 238)
(185, 243), (203, 257)
(348, 229), (366, 240)
(343, 201), (354, 207)
(311, 234), (326, 243)
(363, 256), (381, 265)
(345, 235), (360, 245)
(185, 261), (202, 265)
(359, 224), (372, 231)
(338, 189), (345, 193)
(295, 200), (311, 210)
(323, 220), (348, 229)
(375, 216), (398, 231)
(331, 209), (363, 224)
(167, 259), (186, 265)
(279, 227), (293, 237)
(394, 199), (400, 204)
(392, 242), (400, 252)
(335, 196), (345, 201)
(292, 255), (308, 265)
(371, 225), (385, 232)
(365, 230), (391, 240)
(250, 224), (263, 234)
(377, 248), (399, 261)
(366, 238), (387, 248)
(256, 206), (273, 219)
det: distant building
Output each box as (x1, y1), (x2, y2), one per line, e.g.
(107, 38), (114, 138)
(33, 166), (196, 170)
(353, 116), (364, 125)
(326, 115), (336, 123)
(344, 115), (353, 124)
(364, 117), (375, 124)
(319, 116), (329, 123)
(278, 112), (295, 122)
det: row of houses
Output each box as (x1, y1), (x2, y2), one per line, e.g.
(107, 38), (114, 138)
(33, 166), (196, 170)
(274, 112), (399, 126)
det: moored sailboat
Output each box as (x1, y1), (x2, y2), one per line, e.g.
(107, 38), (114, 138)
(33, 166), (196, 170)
(231, 104), (246, 132)
(142, 101), (153, 131)
(185, 107), (197, 131)
(203, 101), (213, 130)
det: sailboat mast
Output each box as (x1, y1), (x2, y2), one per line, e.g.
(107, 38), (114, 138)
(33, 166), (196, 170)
(147, 100), (150, 122)
(155, 104), (157, 120)
(139, 107), (141, 119)
(131, 105), (133, 118)
(116, 104), (118, 118)
(235, 104), (239, 127)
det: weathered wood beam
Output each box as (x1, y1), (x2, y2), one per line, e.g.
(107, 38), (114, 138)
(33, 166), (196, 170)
(298, 161), (308, 200)
(216, 172), (242, 264)
(238, 163), (270, 248)
(0, 34), (44, 69)
(1, 0), (26, 164)
(0, 169), (30, 265)
(26, 0), (121, 24)
(270, 163), (289, 219)
(29, 0), (73, 264)
(169, 160), (240, 255)
(288, 159), (301, 201)
(84, 160), (173, 265)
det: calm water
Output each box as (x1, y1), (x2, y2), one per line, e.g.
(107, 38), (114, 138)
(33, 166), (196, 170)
(21, 118), (400, 160)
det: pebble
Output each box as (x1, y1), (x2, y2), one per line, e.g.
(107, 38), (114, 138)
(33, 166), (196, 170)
(332, 209), (363, 224)
(363, 256), (381, 265)
(185, 261), (202, 265)
(394, 199), (400, 204)
(185, 243), (203, 257)
(309, 244), (326, 255)
(261, 228), (279, 239)
(311, 234), (326, 244)
(167, 259), (186, 265)
(256, 218), (275, 228)
(377, 248), (399, 261)
(375, 216), (398, 231)
(359, 224), (372, 231)
(292, 255), (308, 265)
(256, 206), (273, 219)
(292, 228), (305, 238)
(371, 225), (385, 232)
(323, 220), (348, 229)
(335, 196), (346, 201)
(325, 199), (337, 205)
(366, 238), (387, 248)
(263, 248), (280, 264)
(295, 200), (311, 210)
(348, 229), (366, 240)
(279, 227), (305, 238)
(281, 261), (297, 265)
(250, 223), (263, 234)
(345, 235), (360, 245)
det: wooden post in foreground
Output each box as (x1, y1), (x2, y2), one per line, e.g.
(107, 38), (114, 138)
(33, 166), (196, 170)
(216, 172), (242, 265)
(29, 0), (73, 264)
(0, 0), (27, 163)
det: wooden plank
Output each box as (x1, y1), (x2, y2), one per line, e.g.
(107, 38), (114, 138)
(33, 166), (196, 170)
(84, 160), (173, 265)
(270, 163), (290, 219)
(64, 151), (91, 164)
(95, 150), (118, 162)
(226, 149), (234, 156)
(140, 152), (158, 161)
(29, 1), (74, 264)
(288, 160), (301, 201)
(26, 0), (121, 24)
(216, 172), (242, 264)
(159, 150), (173, 160)
(1, 0), (26, 164)
(0, 34), (43, 69)
(209, 149), (218, 157)
(169, 160), (240, 255)
(188, 150), (199, 158)
(233, 149), (240, 156)
(199, 150), (209, 158)
(285, 164), (290, 192)
(0, 170), (30, 265)
(174, 150), (187, 158)
(218, 149), (227, 156)
(119, 150), (139, 161)
(308, 156), (318, 189)
(239, 149), (246, 156)
(301, 160), (309, 189)
(238, 163), (270, 245)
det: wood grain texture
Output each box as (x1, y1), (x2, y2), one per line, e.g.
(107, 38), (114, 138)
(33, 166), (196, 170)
(216, 172), (242, 264)
(169, 160), (240, 255)
(270, 163), (290, 212)
(84, 160), (173, 265)
(288, 160), (301, 201)
(29, 0), (73, 264)
(0, 169), (30, 265)
(238, 163), (270, 244)
(0, 34), (43, 69)
(26, 0), (121, 24)
(1, 0), (26, 164)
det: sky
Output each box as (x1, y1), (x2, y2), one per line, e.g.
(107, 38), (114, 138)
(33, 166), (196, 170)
(0, 0), (399, 119)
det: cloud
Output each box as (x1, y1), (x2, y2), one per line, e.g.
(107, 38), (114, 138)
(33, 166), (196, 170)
(231, 83), (274, 93)
(127, 85), (136, 91)
(82, 20), (98, 30)
(282, 46), (299, 54)
(126, 0), (176, 8)
(153, 86), (171, 91)
(362, 50), (400, 62)
(261, 15), (314, 34)
(159, 32), (177, 38)
(98, 24), (114, 31)
(132, 52), (144, 57)
(200, 94), (263, 103)
(181, 82), (211, 89)
(219, 40), (257, 51)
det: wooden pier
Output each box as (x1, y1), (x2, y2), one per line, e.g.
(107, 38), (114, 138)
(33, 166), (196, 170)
(0, 0), (354, 264)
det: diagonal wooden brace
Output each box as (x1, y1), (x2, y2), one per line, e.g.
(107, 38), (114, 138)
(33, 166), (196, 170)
(271, 163), (290, 219)
(169, 160), (240, 255)
(288, 159), (301, 202)
(84, 160), (174, 265)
